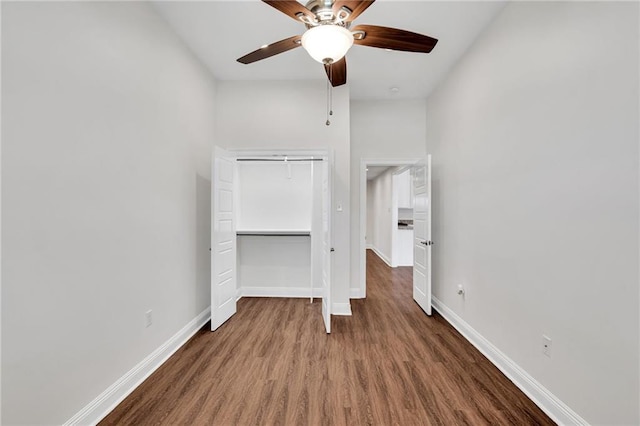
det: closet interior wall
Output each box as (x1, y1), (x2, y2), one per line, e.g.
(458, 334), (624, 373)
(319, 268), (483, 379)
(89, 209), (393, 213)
(235, 158), (323, 298)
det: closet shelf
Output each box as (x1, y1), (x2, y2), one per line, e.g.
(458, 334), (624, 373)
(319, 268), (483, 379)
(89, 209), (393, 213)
(236, 230), (311, 236)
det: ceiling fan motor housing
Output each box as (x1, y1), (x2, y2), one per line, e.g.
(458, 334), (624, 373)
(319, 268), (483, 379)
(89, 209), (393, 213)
(302, 0), (352, 27)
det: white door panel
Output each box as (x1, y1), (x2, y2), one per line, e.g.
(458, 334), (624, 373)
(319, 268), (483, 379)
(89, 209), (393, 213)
(414, 268), (427, 293)
(321, 156), (332, 333)
(414, 244), (427, 268)
(412, 156), (432, 316)
(219, 190), (233, 212)
(413, 219), (426, 245)
(218, 219), (233, 233)
(211, 146), (237, 331)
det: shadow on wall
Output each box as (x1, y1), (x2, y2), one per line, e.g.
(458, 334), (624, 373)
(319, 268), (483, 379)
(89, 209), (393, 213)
(430, 166), (442, 299)
(196, 173), (212, 309)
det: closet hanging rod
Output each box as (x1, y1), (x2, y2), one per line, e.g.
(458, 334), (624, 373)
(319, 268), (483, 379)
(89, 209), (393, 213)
(236, 232), (311, 237)
(236, 158), (323, 162)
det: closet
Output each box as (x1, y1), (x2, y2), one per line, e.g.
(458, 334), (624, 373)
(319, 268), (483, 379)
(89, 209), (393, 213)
(211, 147), (332, 333)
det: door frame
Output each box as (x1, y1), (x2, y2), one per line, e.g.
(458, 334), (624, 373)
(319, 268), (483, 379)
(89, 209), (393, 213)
(211, 146), (332, 328)
(358, 158), (424, 299)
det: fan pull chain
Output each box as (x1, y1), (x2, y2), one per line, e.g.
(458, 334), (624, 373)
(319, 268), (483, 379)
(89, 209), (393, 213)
(330, 78), (333, 116)
(326, 76), (330, 126)
(326, 63), (334, 126)
(329, 63), (333, 117)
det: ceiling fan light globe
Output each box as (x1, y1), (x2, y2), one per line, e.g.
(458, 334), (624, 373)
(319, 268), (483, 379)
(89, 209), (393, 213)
(301, 25), (354, 64)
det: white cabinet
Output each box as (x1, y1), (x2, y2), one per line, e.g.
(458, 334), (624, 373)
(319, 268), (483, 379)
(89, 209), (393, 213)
(397, 228), (414, 266)
(392, 168), (414, 267)
(397, 169), (413, 208)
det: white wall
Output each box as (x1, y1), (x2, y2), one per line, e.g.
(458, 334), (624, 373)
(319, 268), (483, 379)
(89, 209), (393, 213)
(236, 162), (312, 231)
(350, 100), (427, 294)
(366, 183), (374, 248)
(235, 161), (318, 294)
(366, 169), (394, 264)
(237, 235), (312, 292)
(1, 2), (217, 424)
(214, 80), (351, 308)
(425, 2), (639, 424)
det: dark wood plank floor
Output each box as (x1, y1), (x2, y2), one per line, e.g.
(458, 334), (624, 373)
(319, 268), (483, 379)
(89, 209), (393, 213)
(101, 250), (554, 425)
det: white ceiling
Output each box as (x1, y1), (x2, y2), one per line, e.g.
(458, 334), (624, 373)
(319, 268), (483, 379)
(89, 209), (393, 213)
(153, 1), (506, 100)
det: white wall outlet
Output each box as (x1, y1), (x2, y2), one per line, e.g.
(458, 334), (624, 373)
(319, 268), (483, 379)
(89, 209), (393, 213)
(542, 335), (552, 357)
(145, 310), (153, 328)
(337, 204), (343, 212)
(457, 284), (465, 296)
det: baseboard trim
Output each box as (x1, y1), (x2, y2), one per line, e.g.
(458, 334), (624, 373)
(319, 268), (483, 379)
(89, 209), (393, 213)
(350, 287), (365, 299)
(432, 297), (588, 426)
(64, 308), (211, 426)
(332, 302), (352, 316)
(239, 287), (322, 298)
(369, 246), (392, 267)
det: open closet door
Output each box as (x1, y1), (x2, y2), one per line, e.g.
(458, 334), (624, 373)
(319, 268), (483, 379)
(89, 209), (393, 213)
(412, 155), (432, 316)
(321, 156), (332, 333)
(211, 146), (237, 331)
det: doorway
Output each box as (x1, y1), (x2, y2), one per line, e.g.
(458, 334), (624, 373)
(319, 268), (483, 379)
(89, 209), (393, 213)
(211, 147), (333, 333)
(359, 158), (432, 315)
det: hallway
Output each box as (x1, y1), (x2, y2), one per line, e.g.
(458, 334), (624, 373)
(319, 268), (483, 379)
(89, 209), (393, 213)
(101, 250), (553, 425)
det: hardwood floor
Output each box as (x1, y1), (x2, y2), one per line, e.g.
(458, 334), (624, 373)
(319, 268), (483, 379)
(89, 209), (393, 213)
(100, 250), (554, 425)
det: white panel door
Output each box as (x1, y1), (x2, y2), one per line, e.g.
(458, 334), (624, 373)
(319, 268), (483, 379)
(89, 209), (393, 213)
(412, 156), (432, 315)
(211, 146), (237, 331)
(321, 156), (332, 333)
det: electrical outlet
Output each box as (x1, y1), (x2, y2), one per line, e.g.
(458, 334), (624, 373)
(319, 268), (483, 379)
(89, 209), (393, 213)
(457, 284), (465, 296)
(145, 310), (153, 328)
(542, 335), (552, 357)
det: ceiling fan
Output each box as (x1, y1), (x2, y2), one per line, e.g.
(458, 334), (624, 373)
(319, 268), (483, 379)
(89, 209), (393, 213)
(237, 0), (439, 87)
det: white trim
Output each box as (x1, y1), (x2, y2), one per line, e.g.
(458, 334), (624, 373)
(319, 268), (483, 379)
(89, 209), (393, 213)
(369, 245), (392, 267)
(359, 158), (423, 301)
(392, 164), (412, 175)
(350, 287), (364, 299)
(64, 308), (211, 426)
(230, 147), (329, 158)
(331, 302), (352, 316)
(238, 287), (323, 298)
(390, 173), (399, 268)
(432, 297), (589, 426)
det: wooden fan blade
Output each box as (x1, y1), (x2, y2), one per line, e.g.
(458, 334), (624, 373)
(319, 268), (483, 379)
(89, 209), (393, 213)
(352, 24), (438, 53)
(237, 36), (302, 64)
(332, 0), (375, 22)
(262, 0), (315, 22)
(324, 57), (347, 87)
